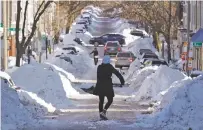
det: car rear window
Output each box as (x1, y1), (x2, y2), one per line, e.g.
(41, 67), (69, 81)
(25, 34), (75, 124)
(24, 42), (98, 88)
(152, 61), (168, 65)
(117, 53), (131, 57)
(143, 54), (158, 59)
(107, 42), (118, 47)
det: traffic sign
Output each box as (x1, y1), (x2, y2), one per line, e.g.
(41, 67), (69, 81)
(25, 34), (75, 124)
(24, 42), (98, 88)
(193, 42), (202, 47)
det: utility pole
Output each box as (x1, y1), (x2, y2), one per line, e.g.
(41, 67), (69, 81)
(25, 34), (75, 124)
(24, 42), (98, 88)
(3, 1), (8, 70)
(37, 0), (42, 63)
(186, 1), (191, 76)
(57, 0), (59, 33)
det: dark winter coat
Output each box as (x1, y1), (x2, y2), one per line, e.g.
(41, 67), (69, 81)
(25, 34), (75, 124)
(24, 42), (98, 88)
(90, 50), (98, 56)
(93, 63), (125, 97)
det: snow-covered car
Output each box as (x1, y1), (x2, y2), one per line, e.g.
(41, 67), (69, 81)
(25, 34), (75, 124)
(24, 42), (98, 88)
(0, 71), (20, 90)
(76, 29), (86, 34)
(141, 59), (168, 68)
(190, 70), (203, 78)
(60, 54), (73, 64)
(139, 49), (153, 55)
(62, 47), (79, 55)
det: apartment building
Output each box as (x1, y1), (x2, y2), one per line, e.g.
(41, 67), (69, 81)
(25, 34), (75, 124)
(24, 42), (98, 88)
(182, 1), (203, 71)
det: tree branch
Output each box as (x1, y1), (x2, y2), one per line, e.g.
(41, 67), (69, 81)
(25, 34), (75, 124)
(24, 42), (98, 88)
(21, 0), (29, 45)
(24, 1), (53, 48)
(34, 1), (45, 20)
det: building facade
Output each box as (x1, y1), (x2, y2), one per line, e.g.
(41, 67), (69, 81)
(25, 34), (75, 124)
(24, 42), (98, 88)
(182, 1), (203, 71)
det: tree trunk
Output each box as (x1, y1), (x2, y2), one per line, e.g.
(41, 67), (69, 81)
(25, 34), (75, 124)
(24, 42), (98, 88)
(16, 48), (22, 67)
(152, 32), (158, 50)
(165, 35), (171, 63)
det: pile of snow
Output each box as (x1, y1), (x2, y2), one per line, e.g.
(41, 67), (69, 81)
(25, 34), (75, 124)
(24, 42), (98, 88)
(122, 28), (140, 45)
(128, 66), (159, 92)
(8, 56), (26, 68)
(46, 33), (95, 79)
(135, 75), (203, 130)
(127, 38), (157, 57)
(11, 63), (79, 110)
(125, 59), (142, 81)
(1, 80), (36, 130)
(131, 65), (186, 101)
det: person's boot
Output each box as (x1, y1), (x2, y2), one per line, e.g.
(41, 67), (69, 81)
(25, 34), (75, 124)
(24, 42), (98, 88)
(103, 109), (107, 116)
(100, 111), (108, 120)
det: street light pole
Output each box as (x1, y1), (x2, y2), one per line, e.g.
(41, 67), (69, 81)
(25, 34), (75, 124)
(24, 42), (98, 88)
(186, 1), (191, 76)
(3, 1), (8, 70)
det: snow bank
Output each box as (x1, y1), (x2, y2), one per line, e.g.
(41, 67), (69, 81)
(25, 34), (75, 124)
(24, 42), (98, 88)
(1, 80), (36, 130)
(128, 66), (159, 92)
(46, 33), (95, 79)
(132, 65), (186, 101)
(122, 28), (140, 45)
(135, 76), (203, 130)
(8, 56), (26, 68)
(11, 63), (78, 110)
(127, 38), (157, 57)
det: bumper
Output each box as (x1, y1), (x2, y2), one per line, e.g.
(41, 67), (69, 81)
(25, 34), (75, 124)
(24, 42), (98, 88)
(115, 64), (130, 68)
(115, 61), (131, 67)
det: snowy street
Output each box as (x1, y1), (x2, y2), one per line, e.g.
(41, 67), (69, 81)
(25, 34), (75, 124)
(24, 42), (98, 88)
(34, 95), (151, 130)
(1, 3), (203, 130)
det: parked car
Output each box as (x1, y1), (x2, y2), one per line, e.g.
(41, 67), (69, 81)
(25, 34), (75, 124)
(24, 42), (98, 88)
(76, 20), (89, 26)
(74, 38), (84, 46)
(139, 49), (153, 55)
(76, 29), (86, 33)
(190, 70), (203, 78)
(104, 41), (122, 56)
(142, 59), (168, 67)
(115, 51), (136, 69)
(130, 30), (144, 37)
(62, 47), (78, 54)
(60, 53), (73, 64)
(89, 33), (126, 46)
(142, 52), (159, 59)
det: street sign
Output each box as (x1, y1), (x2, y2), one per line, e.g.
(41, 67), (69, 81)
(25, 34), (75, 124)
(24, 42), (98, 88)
(0, 23), (3, 27)
(193, 42), (202, 47)
(8, 28), (16, 31)
(187, 58), (193, 70)
(182, 42), (188, 54)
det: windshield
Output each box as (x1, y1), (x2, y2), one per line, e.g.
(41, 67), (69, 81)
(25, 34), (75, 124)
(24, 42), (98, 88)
(117, 53), (131, 57)
(107, 42), (118, 47)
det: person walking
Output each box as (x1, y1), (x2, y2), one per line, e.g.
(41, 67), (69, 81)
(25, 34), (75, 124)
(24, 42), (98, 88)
(90, 47), (99, 65)
(27, 46), (32, 64)
(93, 55), (125, 120)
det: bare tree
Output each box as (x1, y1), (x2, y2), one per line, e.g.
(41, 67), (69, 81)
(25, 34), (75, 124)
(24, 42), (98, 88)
(116, 1), (179, 62)
(15, 0), (53, 66)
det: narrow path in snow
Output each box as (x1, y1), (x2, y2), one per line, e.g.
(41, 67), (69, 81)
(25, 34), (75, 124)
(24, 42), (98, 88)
(35, 94), (152, 130)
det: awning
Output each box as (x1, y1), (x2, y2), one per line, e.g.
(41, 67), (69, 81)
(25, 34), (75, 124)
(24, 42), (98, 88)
(191, 28), (203, 43)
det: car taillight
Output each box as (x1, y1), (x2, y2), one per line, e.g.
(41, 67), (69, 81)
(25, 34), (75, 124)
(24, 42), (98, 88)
(118, 47), (121, 51)
(129, 58), (133, 62)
